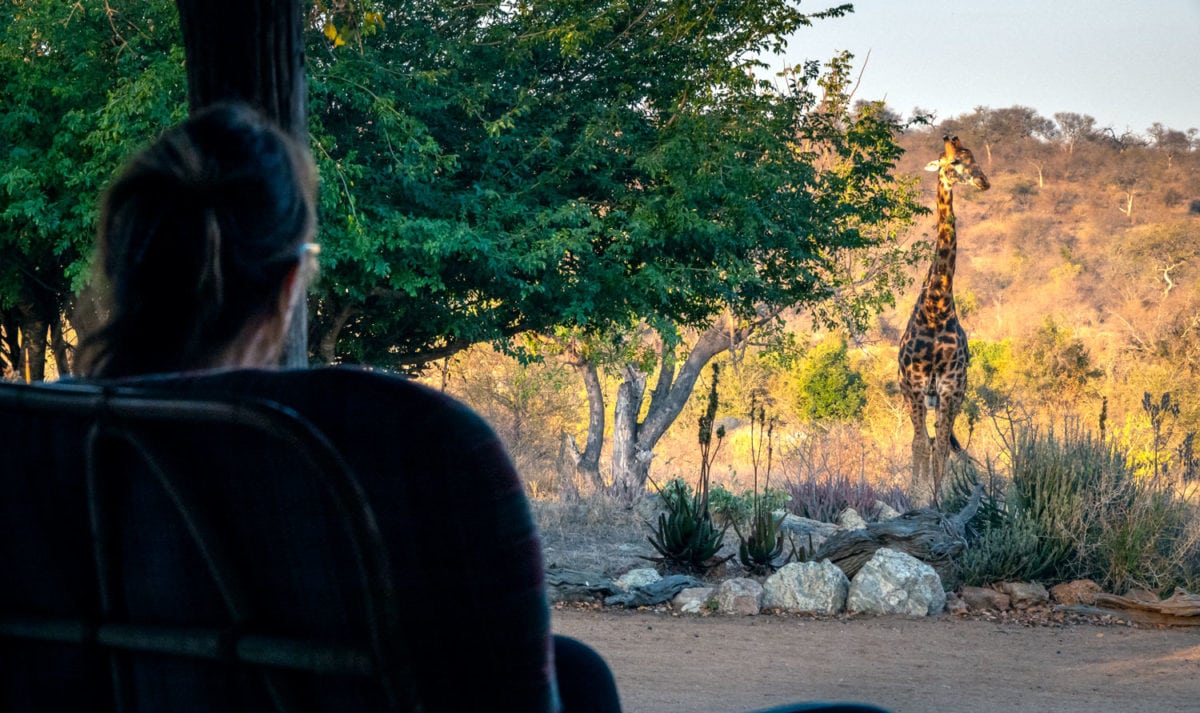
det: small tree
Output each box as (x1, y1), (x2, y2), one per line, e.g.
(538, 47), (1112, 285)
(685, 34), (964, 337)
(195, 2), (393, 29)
(791, 337), (867, 423)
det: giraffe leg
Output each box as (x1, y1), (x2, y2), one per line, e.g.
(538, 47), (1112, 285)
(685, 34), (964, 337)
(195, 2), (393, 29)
(907, 397), (933, 507)
(931, 398), (962, 507)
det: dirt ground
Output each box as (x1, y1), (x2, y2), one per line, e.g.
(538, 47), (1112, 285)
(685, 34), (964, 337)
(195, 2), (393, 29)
(552, 607), (1200, 713)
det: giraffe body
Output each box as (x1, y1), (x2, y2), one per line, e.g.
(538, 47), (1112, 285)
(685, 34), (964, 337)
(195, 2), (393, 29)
(898, 136), (989, 505)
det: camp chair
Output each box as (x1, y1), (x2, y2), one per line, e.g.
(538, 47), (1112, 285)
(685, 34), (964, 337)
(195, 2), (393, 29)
(0, 380), (416, 712)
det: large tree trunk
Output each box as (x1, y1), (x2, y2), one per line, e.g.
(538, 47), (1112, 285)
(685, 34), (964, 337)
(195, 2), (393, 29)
(605, 316), (757, 502)
(175, 0), (310, 367)
(610, 364), (650, 503)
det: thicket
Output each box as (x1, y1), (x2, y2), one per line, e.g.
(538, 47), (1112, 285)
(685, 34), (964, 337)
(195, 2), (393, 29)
(950, 425), (1200, 594)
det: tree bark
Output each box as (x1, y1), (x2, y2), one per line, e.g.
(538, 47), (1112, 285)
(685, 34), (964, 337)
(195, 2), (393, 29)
(563, 356), (607, 491)
(175, 0), (310, 367)
(17, 310), (48, 383)
(610, 364), (649, 503)
(606, 317), (757, 501)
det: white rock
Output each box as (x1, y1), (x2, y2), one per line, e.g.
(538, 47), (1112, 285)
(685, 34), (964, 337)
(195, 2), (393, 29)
(837, 507), (868, 531)
(715, 578), (764, 615)
(847, 548), (945, 616)
(672, 587), (715, 614)
(762, 560), (849, 615)
(874, 500), (902, 521)
(615, 567), (662, 591)
(779, 515), (837, 553)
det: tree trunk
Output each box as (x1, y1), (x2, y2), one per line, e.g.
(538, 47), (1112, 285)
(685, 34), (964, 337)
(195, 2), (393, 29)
(605, 317), (755, 501)
(17, 311), (48, 383)
(49, 313), (72, 378)
(175, 0), (310, 367)
(0, 312), (18, 378)
(563, 357), (607, 491)
(610, 364), (650, 503)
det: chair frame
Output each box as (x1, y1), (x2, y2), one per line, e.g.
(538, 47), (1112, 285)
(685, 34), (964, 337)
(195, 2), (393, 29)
(0, 380), (415, 712)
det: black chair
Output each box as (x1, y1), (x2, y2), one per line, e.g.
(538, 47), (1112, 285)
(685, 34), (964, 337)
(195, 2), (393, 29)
(0, 380), (416, 712)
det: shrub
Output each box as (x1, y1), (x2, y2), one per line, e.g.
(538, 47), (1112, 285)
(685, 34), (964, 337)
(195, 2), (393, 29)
(955, 423), (1200, 593)
(644, 478), (730, 573)
(783, 471), (910, 523)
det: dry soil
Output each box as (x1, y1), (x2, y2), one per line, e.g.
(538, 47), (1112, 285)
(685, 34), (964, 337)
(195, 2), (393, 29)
(553, 607), (1200, 713)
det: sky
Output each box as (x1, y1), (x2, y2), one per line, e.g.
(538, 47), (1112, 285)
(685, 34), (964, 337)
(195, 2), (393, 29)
(764, 0), (1200, 135)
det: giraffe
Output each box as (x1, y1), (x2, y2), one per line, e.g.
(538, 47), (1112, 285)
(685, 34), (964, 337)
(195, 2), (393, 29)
(898, 135), (989, 506)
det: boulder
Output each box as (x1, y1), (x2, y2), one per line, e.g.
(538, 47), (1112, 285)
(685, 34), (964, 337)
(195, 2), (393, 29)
(762, 560), (849, 615)
(874, 500), (902, 521)
(847, 548), (946, 616)
(1050, 579), (1102, 606)
(995, 581), (1050, 610)
(837, 508), (868, 531)
(615, 568), (662, 591)
(715, 577), (764, 616)
(779, 515), (838, 553)
(672, 587), (715, 615)
(959, 585), (1011, 612)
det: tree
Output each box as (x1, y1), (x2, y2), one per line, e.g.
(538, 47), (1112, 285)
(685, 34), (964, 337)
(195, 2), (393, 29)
(298, 3), (921, 499)
(790, 336), (866, 422)
(175, 0), (312, 365)
(0, 1), (185, 380)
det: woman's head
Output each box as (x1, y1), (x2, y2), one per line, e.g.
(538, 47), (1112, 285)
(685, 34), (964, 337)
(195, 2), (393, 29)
(77, 103), (317, 378)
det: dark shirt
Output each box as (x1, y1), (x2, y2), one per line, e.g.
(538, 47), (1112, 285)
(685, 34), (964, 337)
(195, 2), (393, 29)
(0, 366), (558, 712)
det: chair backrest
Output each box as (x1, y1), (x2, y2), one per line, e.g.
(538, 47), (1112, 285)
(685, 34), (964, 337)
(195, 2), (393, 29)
(0, 380), (416, 712)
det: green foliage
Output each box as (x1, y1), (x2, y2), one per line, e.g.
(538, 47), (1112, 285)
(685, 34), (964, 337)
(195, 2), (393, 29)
(791, 337), (867, 422)
(644, 478), (730, 574)
(1013, 319), (1102, 409)
(955, 514), (1041, 587)
(0, 1), (184, 374)
(304, 0), (922, 368)
(733, 507), (788, 575)
(710, 486), (792, 528)
(955, 423), (1200, 593)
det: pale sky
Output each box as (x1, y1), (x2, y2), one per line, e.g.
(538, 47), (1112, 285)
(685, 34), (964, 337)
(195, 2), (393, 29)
(767, 0), (1200, 135)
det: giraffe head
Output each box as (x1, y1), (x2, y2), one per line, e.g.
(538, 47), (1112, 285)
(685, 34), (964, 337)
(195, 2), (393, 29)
(924, 135), (990, 191)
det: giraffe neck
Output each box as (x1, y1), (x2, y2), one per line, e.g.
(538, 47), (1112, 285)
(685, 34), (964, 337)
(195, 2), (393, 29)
(919, 180), (957, 320)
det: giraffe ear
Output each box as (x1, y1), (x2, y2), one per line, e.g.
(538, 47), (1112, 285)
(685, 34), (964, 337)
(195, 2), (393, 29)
(924, 160), (941, 172)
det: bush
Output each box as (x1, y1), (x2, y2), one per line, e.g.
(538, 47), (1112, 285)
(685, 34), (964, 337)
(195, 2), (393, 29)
(783, 471), (910, 523)
(955, 423), (1200, 593)
(644, 478), (730, 573)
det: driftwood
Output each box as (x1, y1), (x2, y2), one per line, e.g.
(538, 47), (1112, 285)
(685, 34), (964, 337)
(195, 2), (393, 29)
(813, 485), (983, 580)
(1060, 588), (1200, 627)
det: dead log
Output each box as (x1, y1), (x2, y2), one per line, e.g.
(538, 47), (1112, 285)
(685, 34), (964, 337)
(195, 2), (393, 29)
(814, 485), (982, 580)
(1059, 588), (1200, 627)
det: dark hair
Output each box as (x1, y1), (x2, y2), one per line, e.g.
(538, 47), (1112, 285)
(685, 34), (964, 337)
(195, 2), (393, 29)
(77, 103), (317, 378)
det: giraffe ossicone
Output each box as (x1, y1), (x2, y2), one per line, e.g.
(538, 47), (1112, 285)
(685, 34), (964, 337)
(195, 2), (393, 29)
(897, 135), (989, 506)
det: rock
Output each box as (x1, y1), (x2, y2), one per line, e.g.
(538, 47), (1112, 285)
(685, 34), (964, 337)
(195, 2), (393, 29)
(779, 515), (837, 553)
(715, 577), (764, 615)
(1050, 579), (1103, 606)
(995, 581), (1050, 610)
(762, 560), (849, 615)
(945, 591), (969, 615)
(837, 508), (868, 531)
(545, 566), (619, 603)
(959, 585), (1011, 612)
(847, 548), (946, 616)
(604, 574), (704, 608)
(874, 500), (902, 521)
(673, 587), (715, 614)
(615, 568), (662, 591)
